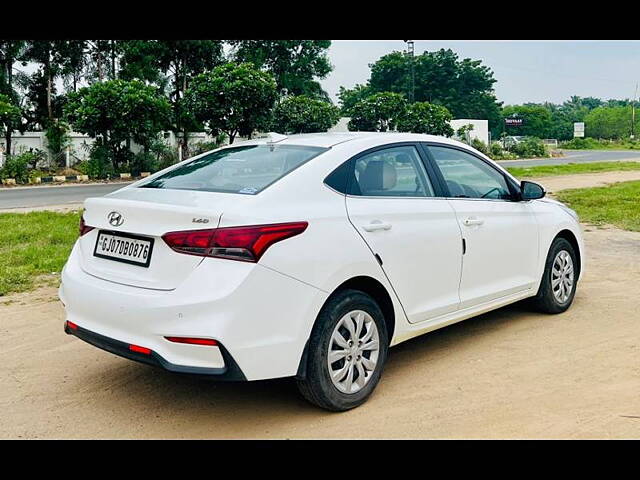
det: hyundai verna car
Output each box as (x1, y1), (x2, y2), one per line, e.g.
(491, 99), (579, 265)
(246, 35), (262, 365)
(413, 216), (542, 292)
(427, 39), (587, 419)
(60, 132), (584, 411)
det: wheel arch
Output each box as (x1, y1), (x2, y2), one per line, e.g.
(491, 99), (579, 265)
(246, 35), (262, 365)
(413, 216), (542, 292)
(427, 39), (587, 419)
(296, 275), (397, 379)
(554, 229), (582, 279)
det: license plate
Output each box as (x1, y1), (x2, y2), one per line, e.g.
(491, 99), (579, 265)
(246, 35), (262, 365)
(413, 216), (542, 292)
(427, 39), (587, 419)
(93, 230), (154, 267)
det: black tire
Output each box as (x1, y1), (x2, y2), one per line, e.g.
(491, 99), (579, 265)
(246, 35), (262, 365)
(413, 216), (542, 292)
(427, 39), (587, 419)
(531, 237), (578, 314)
(296, 289), (389, 412)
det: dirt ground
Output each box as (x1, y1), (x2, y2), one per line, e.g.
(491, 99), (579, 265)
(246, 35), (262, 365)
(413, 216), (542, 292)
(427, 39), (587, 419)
(528, 170), (640, 193)
(1, 172), (639, 439)
(0, 224), (638, 439)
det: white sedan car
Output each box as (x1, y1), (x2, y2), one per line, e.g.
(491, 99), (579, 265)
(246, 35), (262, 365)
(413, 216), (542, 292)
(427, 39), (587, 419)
(60, 132), (584, 411)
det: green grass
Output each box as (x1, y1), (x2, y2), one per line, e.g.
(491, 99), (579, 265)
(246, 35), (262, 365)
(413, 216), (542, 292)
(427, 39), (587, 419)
(0, 211), (80, 296)
(506, 161), (640, 178)
(555, 180), (640, 231)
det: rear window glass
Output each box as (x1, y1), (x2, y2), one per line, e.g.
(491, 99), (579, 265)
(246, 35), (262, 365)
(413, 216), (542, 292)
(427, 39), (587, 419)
(138, 144), (327, 194)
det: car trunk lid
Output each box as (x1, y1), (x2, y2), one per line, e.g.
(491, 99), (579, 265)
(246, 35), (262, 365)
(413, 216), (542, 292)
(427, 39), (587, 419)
(79, 187), (252, 290)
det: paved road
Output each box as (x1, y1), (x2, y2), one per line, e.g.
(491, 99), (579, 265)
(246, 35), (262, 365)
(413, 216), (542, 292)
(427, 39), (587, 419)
(2, 150), (640, 209)
(498, 149), (640, 167)
(0, 182), (130, 210)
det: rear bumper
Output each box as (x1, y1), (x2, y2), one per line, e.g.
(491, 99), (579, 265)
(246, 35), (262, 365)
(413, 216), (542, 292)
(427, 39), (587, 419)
(60, 241), (328, 381)
(64, 321), (246, 380)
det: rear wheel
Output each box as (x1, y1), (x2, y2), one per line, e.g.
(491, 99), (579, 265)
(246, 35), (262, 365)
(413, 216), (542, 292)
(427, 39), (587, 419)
(296, 289), (388, 411)
(531, 237), (578, 314)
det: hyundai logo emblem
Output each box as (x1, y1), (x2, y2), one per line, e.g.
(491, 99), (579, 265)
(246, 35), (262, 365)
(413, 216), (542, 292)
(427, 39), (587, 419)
(108, 211), (124, 227)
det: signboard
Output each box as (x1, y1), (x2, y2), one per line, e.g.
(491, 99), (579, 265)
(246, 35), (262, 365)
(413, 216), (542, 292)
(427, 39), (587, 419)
(574, 122), (585, 138)
(505, 117), (524, 127)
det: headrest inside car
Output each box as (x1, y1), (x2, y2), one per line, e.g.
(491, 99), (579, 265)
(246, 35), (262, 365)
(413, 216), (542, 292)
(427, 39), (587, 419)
(360, 160), (398, 192)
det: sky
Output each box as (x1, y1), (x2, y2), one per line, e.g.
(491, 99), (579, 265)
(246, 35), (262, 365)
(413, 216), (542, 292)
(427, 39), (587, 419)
(321, 40), (640, 106)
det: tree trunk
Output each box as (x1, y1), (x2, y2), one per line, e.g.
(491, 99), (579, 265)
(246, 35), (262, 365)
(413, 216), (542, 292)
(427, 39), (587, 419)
(45, 52), (53, 124)
(181, 129), (190, 159)
(5, 131), (11, 157)
(110, 40), (116, 79)
(5, 58), (13, 156)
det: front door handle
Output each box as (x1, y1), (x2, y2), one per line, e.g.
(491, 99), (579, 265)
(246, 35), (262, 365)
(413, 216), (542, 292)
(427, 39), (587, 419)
(462, 216), (484, 226)
(362, 220), (392, 232)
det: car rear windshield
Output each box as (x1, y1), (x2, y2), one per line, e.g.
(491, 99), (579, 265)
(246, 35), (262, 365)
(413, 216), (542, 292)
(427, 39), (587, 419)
(138, 144), (328, 194)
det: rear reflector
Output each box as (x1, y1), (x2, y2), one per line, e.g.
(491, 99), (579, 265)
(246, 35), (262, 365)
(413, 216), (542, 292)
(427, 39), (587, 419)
(66, 321), (78, 330)
(79, 215), (94, 237)
(165, 336), (218, 346)
(162, 222), (308, 262)
(129, 344), (152, 355)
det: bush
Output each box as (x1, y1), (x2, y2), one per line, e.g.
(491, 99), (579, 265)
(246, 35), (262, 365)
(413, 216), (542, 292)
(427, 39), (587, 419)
(487, 142), (518, 160)
(45, 120), (71, 163)
(84, 144), (115, 179)
(470, 138), (489, 155)
(190, 134), (226, 157)
(1, 152), (40, 183)
(561, 137), (602, 149)
(150, 138), (179, 171)
(510, 137), (548, 158)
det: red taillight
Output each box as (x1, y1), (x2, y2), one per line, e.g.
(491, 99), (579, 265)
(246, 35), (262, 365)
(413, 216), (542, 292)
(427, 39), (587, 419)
(162, 222), (308, 262)
(79, 215), (94, 236)
(165, 337), (218, 346)
(66, 321), (78, 330)
(129, 344), (152, 355)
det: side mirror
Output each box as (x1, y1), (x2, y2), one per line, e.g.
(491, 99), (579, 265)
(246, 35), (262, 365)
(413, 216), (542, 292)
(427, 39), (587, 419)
(520, 180), (546, 200)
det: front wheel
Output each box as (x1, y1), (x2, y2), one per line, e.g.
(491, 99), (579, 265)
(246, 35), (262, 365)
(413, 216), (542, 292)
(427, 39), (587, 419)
(531, 237), (578, 314)
(296, 289), (389, 411)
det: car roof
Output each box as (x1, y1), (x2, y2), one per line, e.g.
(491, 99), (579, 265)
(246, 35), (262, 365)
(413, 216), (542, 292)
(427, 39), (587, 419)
(233, 131), (467, 149)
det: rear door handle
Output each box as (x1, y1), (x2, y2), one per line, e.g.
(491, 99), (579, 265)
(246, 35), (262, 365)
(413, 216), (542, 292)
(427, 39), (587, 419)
(462, 216), (484, 226)
(362, 221), (392, 232)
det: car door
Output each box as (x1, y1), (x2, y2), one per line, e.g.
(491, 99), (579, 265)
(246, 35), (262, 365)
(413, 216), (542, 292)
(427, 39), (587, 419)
(343, 143), (463, 323)
(423, 144), (539, 309)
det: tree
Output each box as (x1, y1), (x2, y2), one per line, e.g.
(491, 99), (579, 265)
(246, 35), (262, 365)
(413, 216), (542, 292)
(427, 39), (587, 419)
(0, 94), (21, 153)
(119, 40), (224, 157)
(21, 70), (67, 132)
(0, 40), (27, 155)
(366, 49), (503, 129)
(57, 40), (87, 93)
(347, 92), (408, 132)
(272, 95), (341, 134)
(22, 41), (65, 126)
(584, 106), (637, 139)
(397, 102), (454, 136)
(229, 40), (332, 99)
(64, 79), (172, 169)
(338, 83), (373, 116)
(183, 63), (277, 144)
(84, 40), (122, 83)
(501, 105), (554, 138)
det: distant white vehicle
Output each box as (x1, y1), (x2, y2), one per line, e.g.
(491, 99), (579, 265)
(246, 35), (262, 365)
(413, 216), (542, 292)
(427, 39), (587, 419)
(60, 132), (584, 411)
(502, 135), (526, 148)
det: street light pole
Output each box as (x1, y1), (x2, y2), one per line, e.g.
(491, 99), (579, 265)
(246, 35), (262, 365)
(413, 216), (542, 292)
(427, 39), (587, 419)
(403, 40), (415, 103)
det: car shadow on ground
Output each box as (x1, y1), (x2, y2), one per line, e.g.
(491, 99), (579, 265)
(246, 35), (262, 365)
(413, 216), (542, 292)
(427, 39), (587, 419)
(78, 299), (546, 422)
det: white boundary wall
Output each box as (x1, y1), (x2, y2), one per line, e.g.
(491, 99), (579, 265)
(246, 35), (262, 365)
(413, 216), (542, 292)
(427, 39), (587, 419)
(0, 130), (218, 168)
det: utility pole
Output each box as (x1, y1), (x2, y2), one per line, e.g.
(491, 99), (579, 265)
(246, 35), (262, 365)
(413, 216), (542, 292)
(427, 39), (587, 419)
(403, 40), (415, 103)
(632, 83), (638, 139)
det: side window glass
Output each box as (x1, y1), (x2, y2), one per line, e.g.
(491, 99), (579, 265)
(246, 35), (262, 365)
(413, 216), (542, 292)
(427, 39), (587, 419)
(428, 146), (512, 200)
(349, 145), (434, 197)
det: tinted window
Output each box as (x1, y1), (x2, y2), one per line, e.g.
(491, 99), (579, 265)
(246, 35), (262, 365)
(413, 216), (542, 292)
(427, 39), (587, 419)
(428, 146), (512, 200)
(346, 145), (434, 197)
(139, 144), (327, 195)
